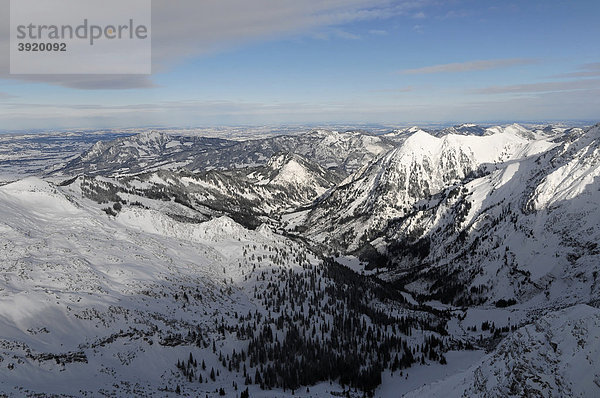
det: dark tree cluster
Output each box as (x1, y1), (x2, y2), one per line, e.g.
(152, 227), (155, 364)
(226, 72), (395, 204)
(169, 243), (449, 396)
(234, 258), (447, 394)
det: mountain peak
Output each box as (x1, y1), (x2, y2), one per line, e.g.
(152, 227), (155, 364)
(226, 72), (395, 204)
(266, 152), (303, 169)
(406, 126), (423, 133)
(439, 124), (487, 137)
(401, 129), (439, 153)
(267, 153), (322, 187)
(135, 130), (170, 144)
(485, 123), (534, 139)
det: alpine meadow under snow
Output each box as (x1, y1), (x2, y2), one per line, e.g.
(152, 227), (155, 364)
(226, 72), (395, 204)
(0, 123), (599, 397)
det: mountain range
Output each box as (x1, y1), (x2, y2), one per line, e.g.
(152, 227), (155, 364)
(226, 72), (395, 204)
(0, 122), (598, 397)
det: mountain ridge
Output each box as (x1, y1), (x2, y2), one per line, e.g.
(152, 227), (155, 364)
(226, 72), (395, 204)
(1, 122), (599, 397)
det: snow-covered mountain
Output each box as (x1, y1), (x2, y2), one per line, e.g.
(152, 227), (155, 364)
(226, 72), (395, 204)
(300, 128), (534, 251)
(351, 124), (600, 309)
(249, 152), (341, 195)
(405, 304), (600, 398)
(187, 129), (395, 175)
(57, 129), (394, 178)
(0, 130), (133, 182)
(382, 126), (431, 145)
(436, 123), (487, 137)
(56, 130), (231, 176)
(63, 152), (342, 229)
(0, 177), (447, 397)
(484, 123), (536, 140)
(2, 122), (600, 397)
(382, 123), (531, 141)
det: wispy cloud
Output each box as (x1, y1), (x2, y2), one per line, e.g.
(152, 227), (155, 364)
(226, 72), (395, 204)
(412, 24), (424, 34)
(0, 0), (429, 90)
(369, 86), (414, 93)
(412, 11), (426, 19)
(7, 75), (157, 90)
(551, 63), (600, 79)
(2, 88), (598, 130)
(438, 9), (472, 20)
(313, 28), (361, 40)
(400, 58), (538, 74)
(472, 79), (600, 94)
(0, 92), (16, 100)
(0, 98), (412, 129)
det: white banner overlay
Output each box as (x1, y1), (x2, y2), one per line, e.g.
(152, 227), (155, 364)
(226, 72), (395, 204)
(10, 0), (151, 74)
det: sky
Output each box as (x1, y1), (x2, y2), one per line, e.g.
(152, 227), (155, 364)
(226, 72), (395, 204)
(0, 0), (599, 130)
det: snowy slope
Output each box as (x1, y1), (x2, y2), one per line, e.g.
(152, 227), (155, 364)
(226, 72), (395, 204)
(0, 130), (133, 183)
(56, 152), (341, 232)
(0, 177), (445, 397)
(376, 124), (600, 307)
(250, 152), (342, 195)
(484, 123), (535, 139)
(55, 131), (231, 177)
(184, 129), (394, 176)
(0, 177), (300, 396)
(3, 122), (600, 397)
(382, 126), (431, 144)
(302, 128), (533, 251)
(57, 129), (394, 178)
(404, 304), (600, 398)
(436, 124), (487, 137)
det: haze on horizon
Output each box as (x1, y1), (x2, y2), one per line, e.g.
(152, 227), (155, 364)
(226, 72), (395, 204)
(0, 0), (598, 130)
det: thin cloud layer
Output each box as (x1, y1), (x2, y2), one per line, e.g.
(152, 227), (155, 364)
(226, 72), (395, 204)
(0, 0), (427, 90)
(473, 79), (600, 94)
(400, 58), (538, 74)
(3, 88), (599, 131)
(370, 86), (414, 93)
(552, 63), (600, 79)
(8, 75), (157, 90)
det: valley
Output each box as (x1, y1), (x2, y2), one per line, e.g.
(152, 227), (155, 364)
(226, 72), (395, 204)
(0, 123), (598, 397)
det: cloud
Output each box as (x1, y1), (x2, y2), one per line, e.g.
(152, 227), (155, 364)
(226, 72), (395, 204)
(312, 28), (361, 40)
(454, 88), (600, 122)
(0, 0), (429, 90)
(148, 0), (428, 64)
(2, 88), (599, 130)
(370, 86), (414, 93)
(0, 98), (404, 129)
(551, 63), (600, 79)
(473, 79), (600, 94)
(412, 11), (426, 19)
(400, 58), (538, 74)
(438, 9), (472, 19)
(0, 92), (16, 99)
(8, 75), (157, 90)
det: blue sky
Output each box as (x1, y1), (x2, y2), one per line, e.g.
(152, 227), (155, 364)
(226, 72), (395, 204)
(0, 0), (599, 130)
